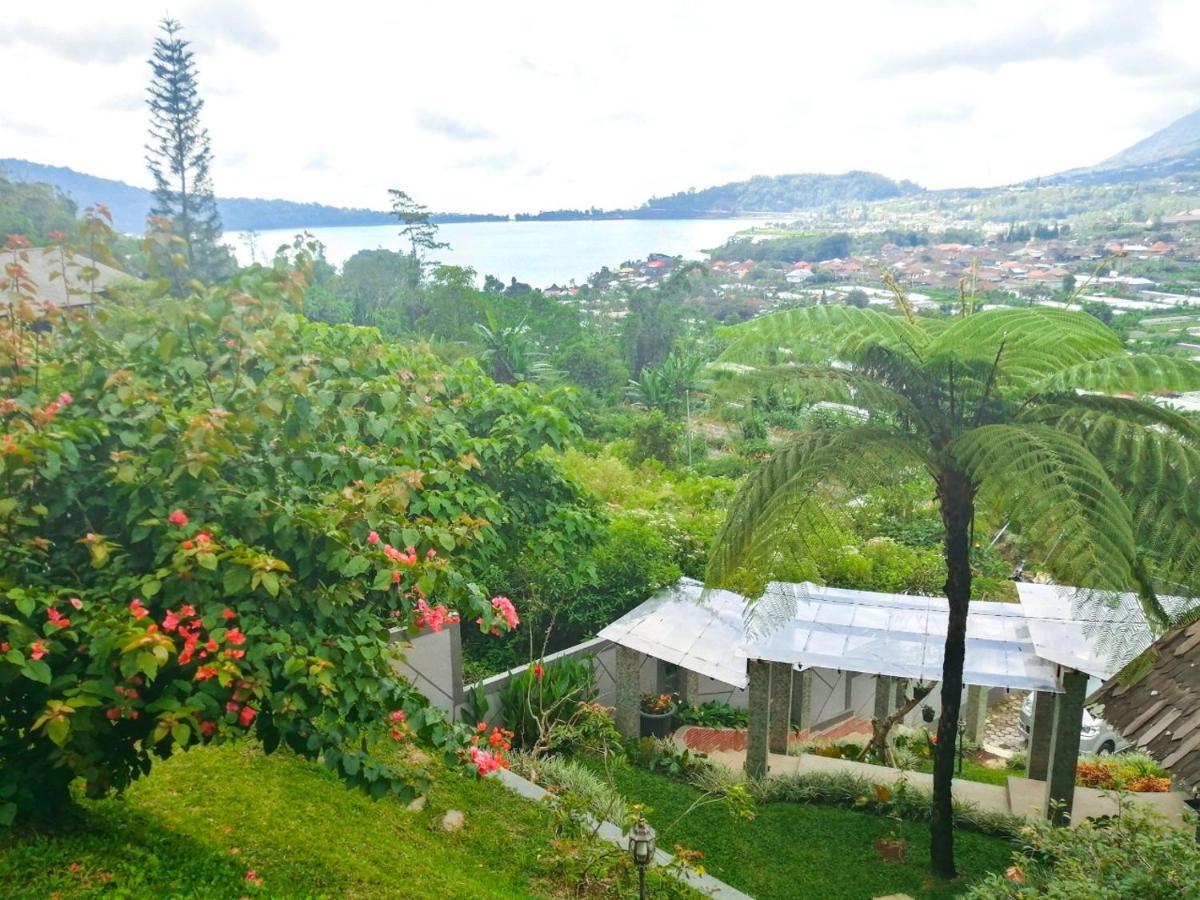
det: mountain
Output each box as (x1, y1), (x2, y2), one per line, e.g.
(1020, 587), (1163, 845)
(0, 159), (504, 234)
(1098, 108), (1200, 170)
(635, 171), (924, 216)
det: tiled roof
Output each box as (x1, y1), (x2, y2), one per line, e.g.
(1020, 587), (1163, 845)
(1090, 620), (1200, 792)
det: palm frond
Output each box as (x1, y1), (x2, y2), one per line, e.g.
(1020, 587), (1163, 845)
(706, 427), (930, 591)
(952, 424), (1137, 591)
(1033, 355), (1200, 396)
(718, 306), (930, 368)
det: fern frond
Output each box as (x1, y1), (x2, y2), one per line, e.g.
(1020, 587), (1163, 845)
(1025, 393), (1200, 443)
(718, 306), (930, 368)
(952, 424), (1136, 591)
(1034, 355), (1200, 396)
(706, 427), (929, 591)
(711, 364), (925, 426)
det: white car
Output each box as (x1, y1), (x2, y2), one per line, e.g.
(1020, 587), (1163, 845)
(1018, 679), (1132, 756)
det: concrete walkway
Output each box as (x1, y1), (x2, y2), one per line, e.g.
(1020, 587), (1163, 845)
(675, 726), (1193, 828)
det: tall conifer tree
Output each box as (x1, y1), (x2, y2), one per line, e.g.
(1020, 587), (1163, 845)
(145, 18), (228, 292)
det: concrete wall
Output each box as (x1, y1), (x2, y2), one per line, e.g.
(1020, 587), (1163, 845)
(388, 623), (463, 714)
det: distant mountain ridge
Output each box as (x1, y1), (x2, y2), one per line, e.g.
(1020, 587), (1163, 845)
(636, 171), (924, 216)
(0, 159), (504, 234)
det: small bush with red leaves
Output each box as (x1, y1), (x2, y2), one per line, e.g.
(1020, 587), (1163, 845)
(0, 239), (595, 825)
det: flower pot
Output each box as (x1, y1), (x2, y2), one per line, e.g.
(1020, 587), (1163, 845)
(640, 705), (677, 739)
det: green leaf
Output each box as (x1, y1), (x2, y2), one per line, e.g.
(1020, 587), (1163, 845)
(0, 802), (16, 826)
(22, 660), (51, 684)
(261, 571), (280, 597)
(171, 722), (190, 746)
(137, 650), (159, 680)
(46, 716), (70, 747)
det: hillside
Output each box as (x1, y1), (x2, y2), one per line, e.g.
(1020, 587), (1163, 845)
(638, 171), (924, 216)
(0, 159), (504, 234)
(1100, 108), (1200, 170)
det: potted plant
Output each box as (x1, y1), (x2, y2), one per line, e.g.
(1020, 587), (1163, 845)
(639, 692), (678, 738)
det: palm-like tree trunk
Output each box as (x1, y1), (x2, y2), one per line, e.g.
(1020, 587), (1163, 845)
(931, 468), (974, 879)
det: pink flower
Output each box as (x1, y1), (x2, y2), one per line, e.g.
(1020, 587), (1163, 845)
(180, 604), (196, 617)
(468, 746), (508, 776)
(491, 596), (519, 630)
(46, 607), (70, 628)
(238, 706), (257, 728)
(195, 532), (212, 545)
(426, 548), (436, 559)
(168, 509), (189, 526)
(226, 701), (241, 714)
(367, 531), (380, 545)
(194, 666), (219, 681)
(162, 609), (181, 632)
(224, 627), (246, 646)
(389, 709), (406, 723)
(68, 597), (83, 610)
(222, 608), (237, 620)
(57, 392), (73, 406)
(200, 720), (217, 737)
(30, 640), (48, 661)
(413, 598), (460, 633)
(129, 598), (149, 619)
(105, 707), (121, 721)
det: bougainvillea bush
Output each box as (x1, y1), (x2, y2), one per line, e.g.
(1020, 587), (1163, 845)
(0, 239), (595, 826)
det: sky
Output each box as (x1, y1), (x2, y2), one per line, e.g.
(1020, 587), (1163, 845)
(2, 0), (1199, 215)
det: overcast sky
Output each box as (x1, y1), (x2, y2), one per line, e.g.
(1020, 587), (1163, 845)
(2, 0), (1198, 214)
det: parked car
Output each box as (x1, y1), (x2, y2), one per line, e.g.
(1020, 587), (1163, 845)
(1018, 679), (1132, 756)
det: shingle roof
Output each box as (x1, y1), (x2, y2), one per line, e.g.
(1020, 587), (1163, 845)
(1090, 620), (1200, 792)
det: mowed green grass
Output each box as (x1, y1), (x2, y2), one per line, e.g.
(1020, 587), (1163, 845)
(600, 763), (1016, 900)
(0, 743), (562, 899)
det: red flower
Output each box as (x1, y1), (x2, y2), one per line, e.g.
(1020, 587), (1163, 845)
(0, 642), (9, 653)
(222, 608), (237, 620)
(129, 599), (149, 619)
(194, 666), (219, 681)
(238, 706), (257, 728)
(162, 609), (181, 632)
(196, 532), (212, 545)
(180, 604), (196, 617)
(47, 607), (70, 628)
(389, 709), (406, 723)
(224, 648), (246, 660)
(105, 707), (121, 721)
(226, 701), (241, 714)
(168, 509), (189, 526)
(225, 627), (246, 646)
(182, 539), (194, 550)
(68, 597), (83, 610)
(29, 640), (48, 661)
(200, 720), (217, 737)
(367, 531), (380, 545)
(532, 663), (544, 680)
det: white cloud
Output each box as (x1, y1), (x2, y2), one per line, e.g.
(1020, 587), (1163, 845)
(1, 0), (1198, 214)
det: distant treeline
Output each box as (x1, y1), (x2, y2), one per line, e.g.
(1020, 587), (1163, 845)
(709, 227), (987, 264)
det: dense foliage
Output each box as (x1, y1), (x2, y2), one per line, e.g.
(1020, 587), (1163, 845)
(0, 171), (77, 243)
(0, 243), (595, 824)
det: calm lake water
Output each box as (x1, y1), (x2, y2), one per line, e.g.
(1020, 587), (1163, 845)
(230, 218), (764, 286)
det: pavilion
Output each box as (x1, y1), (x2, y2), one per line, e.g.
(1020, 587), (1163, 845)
(598, 578), (1183, 823)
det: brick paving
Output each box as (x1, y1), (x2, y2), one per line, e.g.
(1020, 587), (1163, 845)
(680, 716), (873, 755)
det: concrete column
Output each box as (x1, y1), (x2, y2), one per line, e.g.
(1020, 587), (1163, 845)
(768, 661), (792, 754)
(963, 684), (988, 743)
(745, 660), (771, 779)
(874, 674), (896, 725)
(1026, 690), (1057, 782)
(1044, 669), (1088, 825)
(678, 668), (701, 707)
(893, 678), (908, 712)
(615, 646), (642, 740)
(791, 668), (812, 732)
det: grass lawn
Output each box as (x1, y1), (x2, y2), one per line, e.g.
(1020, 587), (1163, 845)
(914, 757), (1013, 787)
(597, 763), (1017, 900)
(0, 743), (576, 898)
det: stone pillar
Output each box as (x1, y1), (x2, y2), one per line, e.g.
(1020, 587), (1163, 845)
(678, 668), (701, 707)
(893, 678), (908, 712)
(768, 661), (792, 754)
(963, 684), (988, 743)
(1026, 690), (1057, 782)
(615, 646), (642, 740)
(791, 668), (812, 732)
(1044, 669), (1088, 825)
(874, 674), (896, 725)
(745, 660), (771, 779)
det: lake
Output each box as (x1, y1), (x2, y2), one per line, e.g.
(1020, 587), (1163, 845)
(229, 218), (765, 286)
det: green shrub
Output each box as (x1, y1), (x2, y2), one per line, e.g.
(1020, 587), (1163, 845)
(628, 409), (682, 465)
(0, 255), (573, 825)
(627, 737), (712, 779)
(1006, 751), (1028, 772)
(965, 801), (1200, 898)
(498, 656), (595, 748)
(511, 752), (629, 824)
(677, 700), (748, 729)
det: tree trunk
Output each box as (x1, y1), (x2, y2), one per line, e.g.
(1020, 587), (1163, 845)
(931, 469), (974, 880)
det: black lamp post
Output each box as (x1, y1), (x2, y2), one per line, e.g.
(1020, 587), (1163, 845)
(628, 815), (657, 899)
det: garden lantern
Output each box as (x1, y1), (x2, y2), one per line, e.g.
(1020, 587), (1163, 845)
(628, 815), (656, 899)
